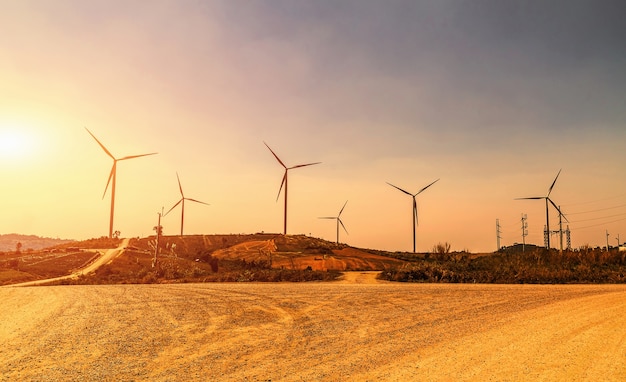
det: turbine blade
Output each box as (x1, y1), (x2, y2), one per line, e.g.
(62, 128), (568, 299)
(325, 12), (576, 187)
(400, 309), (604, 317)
(338, 200), (348, 217)
(264, 142), (287, 168)
(515, 197), (545, 200)
(318, 217), (336, 219)
(186, 198), (210, 206)
(164, 199), (183, 216)
(413, 198), (419, 227)
(290, 162), (321, 169)
(85, 127), (115, 159)
(387, 182), (412, 196)
(103, 163), (116, 199)
(176, 172), (184, 197)
(118, 152), (158, 161)
(276, 171), (287, 202)
(547, 169), (562, 196)
(416, 178), (440, 195)
(548, 198), (569, 222)
(338, 218), (349, 235)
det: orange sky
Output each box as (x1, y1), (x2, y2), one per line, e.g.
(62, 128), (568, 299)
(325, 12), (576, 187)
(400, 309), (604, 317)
(1, 1), (625, 252)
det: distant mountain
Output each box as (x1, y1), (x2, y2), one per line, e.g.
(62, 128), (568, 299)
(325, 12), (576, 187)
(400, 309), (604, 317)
(0, 234), (75, 252)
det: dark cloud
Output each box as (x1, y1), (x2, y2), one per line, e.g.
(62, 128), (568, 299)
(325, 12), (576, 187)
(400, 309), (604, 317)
(207, 0), (626, 136)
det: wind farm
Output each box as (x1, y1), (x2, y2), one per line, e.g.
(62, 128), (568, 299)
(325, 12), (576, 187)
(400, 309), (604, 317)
(3, 3), (626, 381)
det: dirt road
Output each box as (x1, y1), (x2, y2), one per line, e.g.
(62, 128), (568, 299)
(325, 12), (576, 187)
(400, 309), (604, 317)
(1, 282), (625, 381)
(9, 238), (130, 287)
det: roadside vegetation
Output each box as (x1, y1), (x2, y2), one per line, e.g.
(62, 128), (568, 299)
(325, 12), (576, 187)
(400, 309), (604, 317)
(378, 243), (626, 284)
(55, 248), (341, 285)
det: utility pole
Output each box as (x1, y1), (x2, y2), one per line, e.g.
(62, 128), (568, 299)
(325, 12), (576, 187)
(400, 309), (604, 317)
(153, 207), (163, 268)
(606, 229), (610, 252)
(496, 219), (501, 251)
(617, 234), (621, 248)
(521, 214), (528, 253)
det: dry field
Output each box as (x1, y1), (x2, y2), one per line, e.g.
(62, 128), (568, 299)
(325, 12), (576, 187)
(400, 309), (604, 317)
(1, 277), (625, 381)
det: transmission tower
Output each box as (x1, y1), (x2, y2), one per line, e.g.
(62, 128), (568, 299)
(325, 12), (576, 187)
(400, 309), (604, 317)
(521, 214), (528, 253)
(565, 225), (571, 250)
(496, 219), (502, 251)
(544, 225), (549, 249)
(557, 205), (566, 253)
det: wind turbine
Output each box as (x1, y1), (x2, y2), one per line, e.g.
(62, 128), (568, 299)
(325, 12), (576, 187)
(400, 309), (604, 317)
(164, 172), (209, 236)
(387, 179), (440, 253)
(85, 128), (157, 238)
(319, 200), (349, 244)
(515, 169), (568, 249)
(264, 142), (321, 235)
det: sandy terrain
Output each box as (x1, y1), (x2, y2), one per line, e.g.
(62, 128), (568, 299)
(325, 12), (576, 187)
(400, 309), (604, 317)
(1, 279), (625, 381)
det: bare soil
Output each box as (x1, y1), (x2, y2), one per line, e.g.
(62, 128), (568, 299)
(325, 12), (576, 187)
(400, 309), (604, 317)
(211, 240), (406, 270)
(1, 280), (625, 381)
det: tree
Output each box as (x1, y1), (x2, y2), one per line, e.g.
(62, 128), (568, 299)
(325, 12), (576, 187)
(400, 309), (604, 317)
(432, 242), (451, 261)
(15, 242), (22, 254)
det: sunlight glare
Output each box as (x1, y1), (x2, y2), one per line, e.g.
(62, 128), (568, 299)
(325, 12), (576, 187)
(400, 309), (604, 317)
(0, 127), (35, 161)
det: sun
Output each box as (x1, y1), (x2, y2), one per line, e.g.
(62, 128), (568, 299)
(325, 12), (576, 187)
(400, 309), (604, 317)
(0, 127), (34, 160)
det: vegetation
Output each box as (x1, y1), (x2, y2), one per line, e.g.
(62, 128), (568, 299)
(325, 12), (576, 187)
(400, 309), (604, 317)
(379, 245), (626, 284)
(4, 234), (626, 285)
(54, 249), (341, 285)
(0, 249), (98, 285)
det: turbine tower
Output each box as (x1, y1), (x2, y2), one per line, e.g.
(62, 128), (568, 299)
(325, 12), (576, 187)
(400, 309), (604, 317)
(319, 200), (349, 244)
(164, 172), (209, 236)
(515, 169), (568, 249)
(264, 142), (320, 235)
(387, 179), (440, 253)
(85, 128), (157, 238)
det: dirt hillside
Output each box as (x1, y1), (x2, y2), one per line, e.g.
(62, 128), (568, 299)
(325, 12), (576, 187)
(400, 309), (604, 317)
(210, 238), (406, 270)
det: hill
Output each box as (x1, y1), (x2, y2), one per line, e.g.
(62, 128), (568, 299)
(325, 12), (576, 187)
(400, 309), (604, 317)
(0, 234), (75, 252)
(1, 234), (406, 285)
(133, 234), (406, 271)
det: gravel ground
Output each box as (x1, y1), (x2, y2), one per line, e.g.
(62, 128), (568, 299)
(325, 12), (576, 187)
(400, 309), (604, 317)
(1, 278), (625, 381)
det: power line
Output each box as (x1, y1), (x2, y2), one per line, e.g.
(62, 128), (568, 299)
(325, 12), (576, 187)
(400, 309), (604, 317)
(571, 216), (626, 230)
(566, 203), (626, 215)
(561, 193), (626, 207)
(567, 212), (626, 224)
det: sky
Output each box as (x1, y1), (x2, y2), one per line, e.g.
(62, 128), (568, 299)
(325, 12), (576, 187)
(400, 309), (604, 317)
(1, 0), (625, 253)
